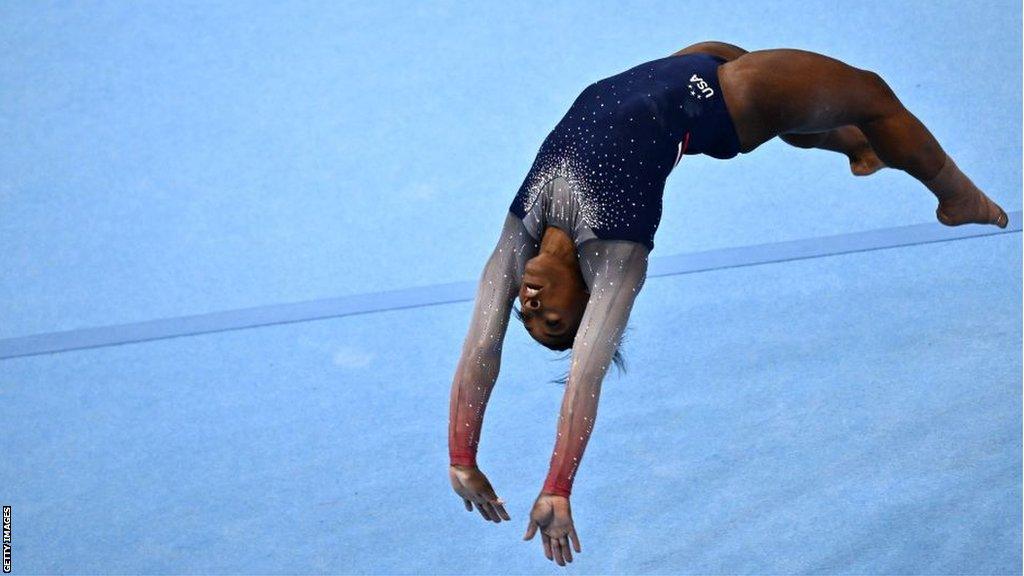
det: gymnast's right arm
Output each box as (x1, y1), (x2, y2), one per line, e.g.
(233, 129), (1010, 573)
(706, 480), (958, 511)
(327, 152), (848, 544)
(448, 212), (538, 523)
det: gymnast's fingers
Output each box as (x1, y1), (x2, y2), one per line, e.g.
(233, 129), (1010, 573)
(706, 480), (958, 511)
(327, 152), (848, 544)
(482, 501), (501, 523)
(524, 519), (539, 540)
(492, 500), (511, 521)
(561, 535), (573, 563)
(474, 501), (493, 522)
(550, 537), (566, 566)
(541, 533), (553, 561)
(569, 528), (582, 553)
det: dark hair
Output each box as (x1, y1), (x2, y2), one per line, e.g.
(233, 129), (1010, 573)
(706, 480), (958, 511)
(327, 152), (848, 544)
(513, 303), (627, 385)
(549, 347), (627, 386)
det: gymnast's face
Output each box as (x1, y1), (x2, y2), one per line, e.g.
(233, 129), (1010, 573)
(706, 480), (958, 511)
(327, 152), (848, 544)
(518, 252), (589, 350)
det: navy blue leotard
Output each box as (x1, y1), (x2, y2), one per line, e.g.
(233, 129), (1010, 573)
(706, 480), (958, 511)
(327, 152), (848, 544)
(510, 53), (741, 251)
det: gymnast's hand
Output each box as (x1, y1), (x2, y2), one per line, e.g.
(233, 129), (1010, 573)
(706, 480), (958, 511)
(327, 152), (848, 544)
(448, 465), (511, 523)
(523, 494), (582, 566)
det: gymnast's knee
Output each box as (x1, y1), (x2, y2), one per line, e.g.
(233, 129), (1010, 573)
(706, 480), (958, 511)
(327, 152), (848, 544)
(857, 70), (903, 116)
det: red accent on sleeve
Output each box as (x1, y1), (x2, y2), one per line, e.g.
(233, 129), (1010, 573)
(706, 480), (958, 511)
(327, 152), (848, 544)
(448, 357), (497, 469)
(540, 398), (599, 498)
(449, 451), (477, 468)
(541, 479), (573, 498)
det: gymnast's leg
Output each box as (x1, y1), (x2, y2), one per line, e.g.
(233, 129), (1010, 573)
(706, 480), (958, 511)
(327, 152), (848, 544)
(719, 48), (1008, 228)
(780, 127), (886, 176)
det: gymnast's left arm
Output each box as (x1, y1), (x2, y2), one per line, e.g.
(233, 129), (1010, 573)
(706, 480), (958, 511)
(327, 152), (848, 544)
(523, 241), (649, 565)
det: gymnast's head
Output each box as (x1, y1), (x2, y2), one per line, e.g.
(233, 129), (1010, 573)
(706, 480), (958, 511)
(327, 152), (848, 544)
(514, 227), (590, 350)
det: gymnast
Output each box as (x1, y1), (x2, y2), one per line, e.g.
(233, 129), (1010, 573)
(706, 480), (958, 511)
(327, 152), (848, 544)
(447, 41), (1008, 566)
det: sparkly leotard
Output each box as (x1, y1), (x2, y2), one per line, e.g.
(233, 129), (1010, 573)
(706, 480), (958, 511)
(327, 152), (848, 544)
(510, 53), (740, 251)
(450, 53), (741, 498)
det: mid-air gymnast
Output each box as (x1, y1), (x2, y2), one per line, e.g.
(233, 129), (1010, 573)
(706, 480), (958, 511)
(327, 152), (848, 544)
(447, 41), (1008, 566)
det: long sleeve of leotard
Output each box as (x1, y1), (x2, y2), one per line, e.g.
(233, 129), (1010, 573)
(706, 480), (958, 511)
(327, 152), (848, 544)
(448, 212), (539, 467)
(542, 240), (649, 497)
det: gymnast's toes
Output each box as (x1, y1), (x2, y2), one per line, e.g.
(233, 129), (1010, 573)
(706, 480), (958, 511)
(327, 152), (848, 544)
(849, 150), (885, 177)
(935, 192), (1007, 228)
(995, 209), (1009, 229)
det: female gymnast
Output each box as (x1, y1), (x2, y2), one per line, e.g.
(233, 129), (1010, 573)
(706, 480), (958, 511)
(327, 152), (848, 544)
(447, 41), (1008, 566)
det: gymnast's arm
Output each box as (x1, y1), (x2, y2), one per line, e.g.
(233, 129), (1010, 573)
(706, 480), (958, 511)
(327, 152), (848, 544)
(447, 212), (538, 521)
(523, 240), (648, 563)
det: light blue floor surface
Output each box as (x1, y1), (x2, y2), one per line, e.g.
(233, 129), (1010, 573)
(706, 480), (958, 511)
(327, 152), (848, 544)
(2, 235), (1020, 574)
(1, 1), (1020, 574)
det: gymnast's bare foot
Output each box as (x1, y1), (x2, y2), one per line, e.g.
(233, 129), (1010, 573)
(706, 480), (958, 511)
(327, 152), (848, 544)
(936, 189), (1009, 228)
(849, 146), (885, 176)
